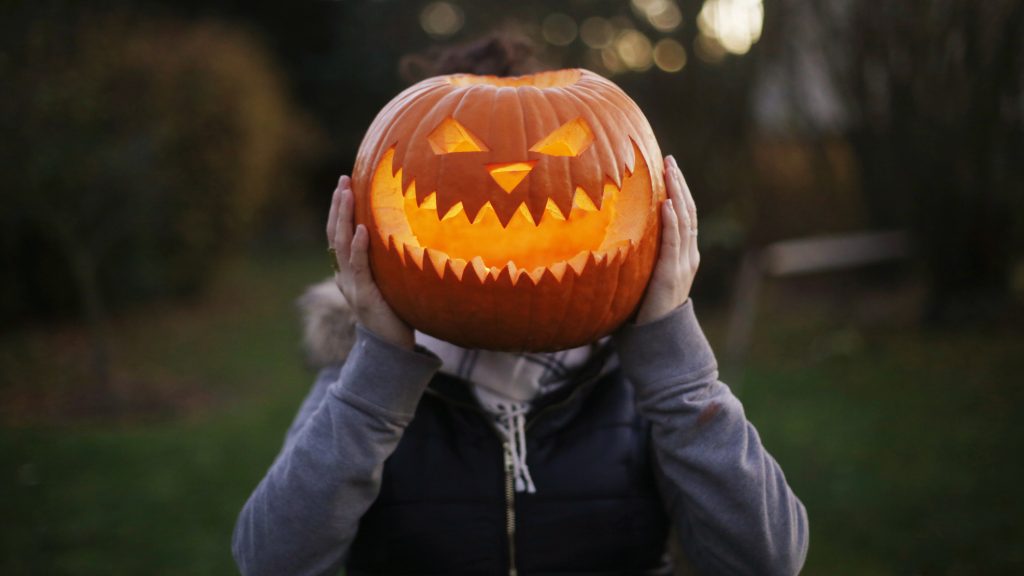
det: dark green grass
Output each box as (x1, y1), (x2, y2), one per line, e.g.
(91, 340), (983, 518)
(2, 254), (1022, 574)
(1, 252), (329, 575)
(731, 297), (1024, 575)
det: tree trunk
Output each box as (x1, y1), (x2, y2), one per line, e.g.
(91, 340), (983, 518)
(65, 241), (118, 414)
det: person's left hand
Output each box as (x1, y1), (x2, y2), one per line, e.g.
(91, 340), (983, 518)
(634, 155), (700, 325)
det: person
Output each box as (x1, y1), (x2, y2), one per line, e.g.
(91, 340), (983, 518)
(233, 40), (808, 576)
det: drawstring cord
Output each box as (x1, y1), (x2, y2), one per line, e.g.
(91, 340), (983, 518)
(415, 334), (614, 494)
(494, 402), (536, 494)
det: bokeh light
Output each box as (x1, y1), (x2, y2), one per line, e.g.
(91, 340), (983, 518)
(697, 0), (764, 55)
(420, 2), (464, 38)
(615, 29), (654, 72)
(694, 32), (727, 63)
(649, 4), (683, 33)
(653, 38), (687, 72)
(601, 47), (626, 74)
(580, 16), (615, 49)
(542, 13), (578, 46)
(610, 15), (638, 33)
(636, 0), (683, 33)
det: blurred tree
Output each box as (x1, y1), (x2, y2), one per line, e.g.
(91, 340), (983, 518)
(1, 12), (321, 392)
(850, 0), (1024, 322)
(764, 0), (1024, 323)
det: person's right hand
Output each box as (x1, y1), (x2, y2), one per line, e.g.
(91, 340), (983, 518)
(328, 175), (415, 350)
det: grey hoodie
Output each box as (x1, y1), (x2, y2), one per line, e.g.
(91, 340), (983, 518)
(232, 290), (809, 575)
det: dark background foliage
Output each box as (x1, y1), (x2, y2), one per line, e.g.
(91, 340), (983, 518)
(2, 0), (1022, 574)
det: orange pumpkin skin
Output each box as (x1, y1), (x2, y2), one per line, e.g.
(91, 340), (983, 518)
(352, 69), (665, 351)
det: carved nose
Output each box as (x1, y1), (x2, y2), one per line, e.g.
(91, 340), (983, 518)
(486, 161), (536, 193)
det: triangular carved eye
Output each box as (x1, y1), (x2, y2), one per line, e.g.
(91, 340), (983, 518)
(530, 118), (594, 157)
(428, 118), (489, 154)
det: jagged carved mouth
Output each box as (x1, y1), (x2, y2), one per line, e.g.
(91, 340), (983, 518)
(370, 144), (653, 285)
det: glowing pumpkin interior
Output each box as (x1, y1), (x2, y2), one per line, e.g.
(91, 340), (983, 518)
(370, 141), (653, 281)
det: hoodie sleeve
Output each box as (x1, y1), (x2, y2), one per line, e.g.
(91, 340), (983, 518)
(613, 300), (809, 576)
(232, 326), (442, 576)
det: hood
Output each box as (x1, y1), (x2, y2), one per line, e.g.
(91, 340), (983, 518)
(297, 278), (357, 369)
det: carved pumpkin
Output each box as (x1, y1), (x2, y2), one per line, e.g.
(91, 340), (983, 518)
(352, 69), (665, 351)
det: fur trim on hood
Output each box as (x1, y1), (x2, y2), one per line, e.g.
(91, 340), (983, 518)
(298, 278), (357, 369)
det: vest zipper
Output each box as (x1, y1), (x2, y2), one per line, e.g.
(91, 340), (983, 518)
(422, 362), (613, 576)
(503, 441), (518, 576)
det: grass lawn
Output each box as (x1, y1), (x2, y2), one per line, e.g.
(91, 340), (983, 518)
(2, 251), (1022, 574)
(1, 251), (328, 575)
(729, 285), (1024, 575)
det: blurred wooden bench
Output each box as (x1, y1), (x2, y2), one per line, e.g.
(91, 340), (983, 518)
(724, 230), (911, 373)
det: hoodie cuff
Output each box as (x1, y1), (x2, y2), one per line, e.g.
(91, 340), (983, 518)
(330, 325), (442, 421)
(613, 299), (717, 390)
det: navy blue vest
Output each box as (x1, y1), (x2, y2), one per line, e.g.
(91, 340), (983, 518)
(347, 362), (672, 575)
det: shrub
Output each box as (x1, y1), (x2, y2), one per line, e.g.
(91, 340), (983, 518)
(2, 13), (321, 325)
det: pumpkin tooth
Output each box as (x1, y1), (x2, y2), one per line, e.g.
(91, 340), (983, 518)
(425, 248), (448, 278)
(469, 256), (489, 281)
(598, 239), (629, 257)
(515, 203), (537, 226)
(419, 192), (437, 210)
(572, 187), (598, 212)
(547, 260), (568, 282)
(471, 202), (498, 225)
(448, 257), (468, 281)
(493, 201), (518, 228)
(605, 169), (623, 191)
(403, 243), (426, 270)
(505, 261), (521, 286)
(614, 238), (630, 259)
(604, 178), (620, 204)
(440, 202), (465, 221)
(567, 250), (590, 275)
(527, 266), (547, 285)
(605, 240), (631, 264)
(544, 198), (567, 222)
(387, 234), (405, 265)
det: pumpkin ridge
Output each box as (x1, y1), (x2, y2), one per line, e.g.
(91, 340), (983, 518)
(571, 79), (634, 188)
(558, 87), (609, 209)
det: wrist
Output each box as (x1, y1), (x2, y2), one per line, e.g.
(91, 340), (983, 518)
(331, 325), (441, 419)
(634, 292), (690, 325)
(614, 299), (717, 387)
(360, 319), (414, 351)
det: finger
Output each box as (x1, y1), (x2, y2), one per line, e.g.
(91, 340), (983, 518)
(327, 188), (338, 245)
(660, 199), (681, 264)
(334, 185), (355, 270)
(666, 156), (691, 234)
(327, 175), (349, 245)
(666, 158), (692, 262)
(677, 164), (697, 233)
(672, 163), (699, 265)
(350, 224), (374, 292)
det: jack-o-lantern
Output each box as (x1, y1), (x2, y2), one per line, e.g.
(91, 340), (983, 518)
(352, 69), (665, 351)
